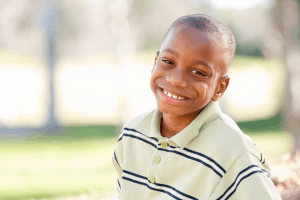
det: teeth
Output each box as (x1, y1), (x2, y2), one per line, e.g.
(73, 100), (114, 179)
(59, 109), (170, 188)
(163, 89), (186, 100)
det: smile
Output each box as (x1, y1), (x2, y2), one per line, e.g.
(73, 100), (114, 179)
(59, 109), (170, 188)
(162, 89), (188, 100)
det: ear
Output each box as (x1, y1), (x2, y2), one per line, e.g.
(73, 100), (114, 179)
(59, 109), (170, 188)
(151, 51), (160, 73)
(211, 75), (230, 101)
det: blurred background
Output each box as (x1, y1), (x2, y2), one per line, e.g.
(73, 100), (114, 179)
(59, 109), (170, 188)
(0, 0), (299, 199)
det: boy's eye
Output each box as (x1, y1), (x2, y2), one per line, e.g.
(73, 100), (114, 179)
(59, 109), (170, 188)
(162, 59), (175, 66)
(191, 70), (206, 76)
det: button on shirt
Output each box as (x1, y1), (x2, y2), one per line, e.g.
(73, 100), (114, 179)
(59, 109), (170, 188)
(112, 101), (282, 200)
(153, 156), (161, 164)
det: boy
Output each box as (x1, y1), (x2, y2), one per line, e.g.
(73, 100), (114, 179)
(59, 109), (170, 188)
(112, 14), (282, 200)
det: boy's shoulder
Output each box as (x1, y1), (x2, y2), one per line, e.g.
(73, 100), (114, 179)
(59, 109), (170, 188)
(218, 113), (259, 155)
(194, 112), (267, 169)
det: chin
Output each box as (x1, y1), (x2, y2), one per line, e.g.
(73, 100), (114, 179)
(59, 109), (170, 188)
(157, 103), (189, 117)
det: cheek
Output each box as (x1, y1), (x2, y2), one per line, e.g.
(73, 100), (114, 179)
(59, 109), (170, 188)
(150, 68), (161, 92)
(195, 84), (208, 101)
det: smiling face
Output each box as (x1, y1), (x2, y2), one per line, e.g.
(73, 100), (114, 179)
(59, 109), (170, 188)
(150, 27), (230, 117)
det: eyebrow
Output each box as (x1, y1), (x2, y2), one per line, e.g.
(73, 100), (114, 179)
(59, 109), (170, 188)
(195, 60), (212, 71)
(162, 48), (180, 57)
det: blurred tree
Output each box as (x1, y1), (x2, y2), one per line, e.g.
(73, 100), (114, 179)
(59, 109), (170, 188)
(40, 0), (61, 132)
(0, 0), (44, 132)
(273, 0), (300, 154)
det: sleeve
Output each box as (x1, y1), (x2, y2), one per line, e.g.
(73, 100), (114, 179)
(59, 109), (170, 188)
(209, 151), (282, 200)
(112, 131), (124, 199)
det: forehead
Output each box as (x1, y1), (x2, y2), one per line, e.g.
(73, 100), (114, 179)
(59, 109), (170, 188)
(162, 27), (211, 49)
(161, 27), (227, 74)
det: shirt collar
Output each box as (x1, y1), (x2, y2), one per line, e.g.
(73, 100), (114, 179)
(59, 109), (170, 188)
(136, 101), (222, 149)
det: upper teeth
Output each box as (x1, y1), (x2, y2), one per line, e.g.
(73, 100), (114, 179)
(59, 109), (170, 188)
(163, 89), (186, 100)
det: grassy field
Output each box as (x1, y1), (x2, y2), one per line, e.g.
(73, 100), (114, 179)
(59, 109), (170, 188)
(0, 125), (290, 200)
(0, 126), (120, 200)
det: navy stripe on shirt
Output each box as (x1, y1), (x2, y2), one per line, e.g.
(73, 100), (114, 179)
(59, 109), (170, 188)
(122, 170), (198, 200)
(123, 176), (182, 200)
(122, 128), (158, 142)
(114, 151), (120, 167)
(217, 165), (267, 200)
(154, 181), (198, 200)
(119, 127), (225, 178)
(224, 170), (265, 200)
(123, 170), (148, 180)
(158, 147), (223, 178)
(260, 153), (262, 162)
(184, 147), (226, 174)
(117, 179), (121, 189)
(122, 133), (157, 148)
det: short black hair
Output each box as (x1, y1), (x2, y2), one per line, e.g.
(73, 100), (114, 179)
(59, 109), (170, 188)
(162, 14), (236, 69)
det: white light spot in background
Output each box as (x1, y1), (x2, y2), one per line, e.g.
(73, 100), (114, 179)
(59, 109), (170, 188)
(211, 0), (273, 10)
(57, 63), (119, 125)
(223, 66), (277, 121)
(0, 66), (46, 127)
(89, 0), (103, 3)
(0, 99), (18, 127)
(227, 68), (270, 106)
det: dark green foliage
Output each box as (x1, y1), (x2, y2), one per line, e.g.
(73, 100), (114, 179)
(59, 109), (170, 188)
(237, 112), (284, 134)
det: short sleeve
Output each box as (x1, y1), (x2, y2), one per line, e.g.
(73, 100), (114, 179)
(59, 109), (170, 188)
(112, 131), (124, 199)
(209, 151), (282, 200)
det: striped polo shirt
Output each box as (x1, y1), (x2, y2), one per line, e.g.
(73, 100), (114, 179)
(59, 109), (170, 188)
(112, 101), (282, 200)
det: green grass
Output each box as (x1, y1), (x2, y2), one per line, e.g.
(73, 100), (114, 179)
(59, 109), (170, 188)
(246, 131), (291, 157)
(0, 125), (290, 200)
(237, 113), (291, 157)
(0, 126), (120, 200)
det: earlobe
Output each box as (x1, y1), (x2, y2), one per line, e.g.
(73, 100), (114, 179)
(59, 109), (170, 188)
(211, 76), (230, 101)
(211, 93), (222, 101)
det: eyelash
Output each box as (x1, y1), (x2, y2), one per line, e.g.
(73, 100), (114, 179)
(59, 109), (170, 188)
(161, 58), (207, 77)
(191, 70), (206, 76)
(162, 59), (175, 66)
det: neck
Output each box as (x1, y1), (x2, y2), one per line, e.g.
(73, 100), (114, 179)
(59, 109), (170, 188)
(161, 111), (200, 138)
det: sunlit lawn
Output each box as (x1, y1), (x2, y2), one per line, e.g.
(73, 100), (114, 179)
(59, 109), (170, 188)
(250, 132), (291, 157)
(0, 125), (290, 200)
(0, 126), (120, 200)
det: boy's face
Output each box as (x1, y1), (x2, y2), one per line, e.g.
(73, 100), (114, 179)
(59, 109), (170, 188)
(150, 27), (229, 117)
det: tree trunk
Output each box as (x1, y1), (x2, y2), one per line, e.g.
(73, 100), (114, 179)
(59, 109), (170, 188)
(274, 0), (300, 155)
(41, 0), (61, 132)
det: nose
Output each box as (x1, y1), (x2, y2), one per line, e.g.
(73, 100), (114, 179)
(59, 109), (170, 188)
(166, 69), (188, 88)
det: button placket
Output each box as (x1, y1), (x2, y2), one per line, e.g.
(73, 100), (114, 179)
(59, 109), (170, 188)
(149, 139), (168, 186)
